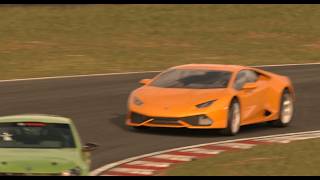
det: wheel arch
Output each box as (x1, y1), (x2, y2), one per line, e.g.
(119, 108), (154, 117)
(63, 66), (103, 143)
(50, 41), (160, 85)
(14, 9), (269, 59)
(230, 96), (241, 120)
(283, 86), (295, 101)
(231, 96), (240, 106)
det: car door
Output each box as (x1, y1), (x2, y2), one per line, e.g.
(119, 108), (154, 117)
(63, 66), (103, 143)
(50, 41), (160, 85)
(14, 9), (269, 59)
(233, 70), (266, 125)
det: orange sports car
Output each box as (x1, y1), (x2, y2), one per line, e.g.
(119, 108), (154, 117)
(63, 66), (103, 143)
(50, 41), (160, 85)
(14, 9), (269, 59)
(126, 64), (295, 135)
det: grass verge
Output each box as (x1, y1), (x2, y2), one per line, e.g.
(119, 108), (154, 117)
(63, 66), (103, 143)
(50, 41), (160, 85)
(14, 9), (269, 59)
(1, 5), (320, 79)
(164, 138), (320, 176)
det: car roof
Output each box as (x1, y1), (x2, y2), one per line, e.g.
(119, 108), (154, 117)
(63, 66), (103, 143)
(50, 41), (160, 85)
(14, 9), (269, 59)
(173, 64), (246, 72)
(0, 114), (72, 124)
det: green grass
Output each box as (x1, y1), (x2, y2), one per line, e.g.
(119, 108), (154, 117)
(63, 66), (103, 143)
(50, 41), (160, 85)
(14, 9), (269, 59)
(1, 4), (320, 79)
(165, 138), (320, 176)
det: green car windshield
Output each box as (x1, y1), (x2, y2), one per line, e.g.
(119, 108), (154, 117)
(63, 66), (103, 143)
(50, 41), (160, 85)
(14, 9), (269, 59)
(0, 122), (75, 149)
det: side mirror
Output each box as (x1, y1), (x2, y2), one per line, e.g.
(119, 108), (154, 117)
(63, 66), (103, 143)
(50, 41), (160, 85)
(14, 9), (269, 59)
(242, 82), (257, 90)
(139, 79), (152, 85)
(82, 143), (98, 152)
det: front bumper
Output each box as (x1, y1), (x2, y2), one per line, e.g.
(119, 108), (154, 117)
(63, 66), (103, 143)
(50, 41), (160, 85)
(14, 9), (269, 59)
(126, 110), (228, 129)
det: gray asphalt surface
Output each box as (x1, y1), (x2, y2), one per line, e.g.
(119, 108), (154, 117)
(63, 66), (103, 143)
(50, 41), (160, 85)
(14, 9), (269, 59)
(0, 64), (319, 170)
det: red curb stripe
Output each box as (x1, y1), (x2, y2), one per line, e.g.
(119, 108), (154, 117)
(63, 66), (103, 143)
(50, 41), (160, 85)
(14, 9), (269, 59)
(200, 145), (238, 151)
(118, 164), (168, 171)
(99, 142), (265, 176)
(142, 157), (186, 164)
(102, 171), (151, 176)
(166, 151), (214, 158)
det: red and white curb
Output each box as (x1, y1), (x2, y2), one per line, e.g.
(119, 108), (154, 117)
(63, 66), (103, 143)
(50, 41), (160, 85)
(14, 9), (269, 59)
(91, 130), (320, 176)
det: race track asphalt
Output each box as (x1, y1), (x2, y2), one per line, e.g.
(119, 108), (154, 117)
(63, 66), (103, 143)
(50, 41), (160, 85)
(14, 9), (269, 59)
(0, 64), (319, 170)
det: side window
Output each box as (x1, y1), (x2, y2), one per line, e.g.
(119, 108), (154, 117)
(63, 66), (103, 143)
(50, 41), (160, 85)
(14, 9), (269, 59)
(234, 71), (247, 90)
(246, 70), (259, 83)
(233, 70), (259, 90)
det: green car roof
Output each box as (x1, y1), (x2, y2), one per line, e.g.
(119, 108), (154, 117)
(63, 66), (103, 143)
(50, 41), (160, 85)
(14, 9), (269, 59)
(0, 114), (72, 124)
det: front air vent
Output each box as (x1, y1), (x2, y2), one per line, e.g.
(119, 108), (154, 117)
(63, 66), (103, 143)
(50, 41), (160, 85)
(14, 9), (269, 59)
(131, 112), (150, 124)
(151, 118), (181, 125)
(264, 110), (272, 117)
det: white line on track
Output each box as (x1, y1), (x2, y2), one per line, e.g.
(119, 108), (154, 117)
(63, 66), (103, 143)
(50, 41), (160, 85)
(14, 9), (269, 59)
(214, 142), (256, 149)
(108, 167), (155, 175)
(1, 62), (320, 83)
(179, 148), (224, 155)
(150, 154), (196, 162)
(126, 161), (172, 168)
(90, 130), (320, 176)
(0, 71), (161, 83)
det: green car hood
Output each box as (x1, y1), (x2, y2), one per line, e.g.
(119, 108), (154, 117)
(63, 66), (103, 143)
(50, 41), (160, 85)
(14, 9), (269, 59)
(0, 148), (85, 175)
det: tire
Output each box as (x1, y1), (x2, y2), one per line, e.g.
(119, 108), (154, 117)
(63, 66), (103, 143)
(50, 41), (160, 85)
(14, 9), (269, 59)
(271, 89), (294, 127)
(220, 99), (241, 136)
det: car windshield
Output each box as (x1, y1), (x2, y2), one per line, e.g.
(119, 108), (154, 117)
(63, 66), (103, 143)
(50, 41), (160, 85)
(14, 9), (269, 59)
(0, 122), (76, 149)
(149, 69), (232, 89)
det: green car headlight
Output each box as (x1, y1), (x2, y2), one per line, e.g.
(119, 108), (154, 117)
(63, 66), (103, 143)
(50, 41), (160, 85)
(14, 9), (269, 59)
(61, 167), (82, 176)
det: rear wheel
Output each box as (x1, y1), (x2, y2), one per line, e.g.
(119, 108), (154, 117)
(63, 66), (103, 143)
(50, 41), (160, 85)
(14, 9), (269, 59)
(220, 99), (241, 136)
(272, 89), (294, 127)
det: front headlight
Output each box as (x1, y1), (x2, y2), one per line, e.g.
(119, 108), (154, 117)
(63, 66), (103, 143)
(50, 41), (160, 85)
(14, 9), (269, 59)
(133, 96), (144, 106)
(182, 115), (213, 126)
(198, 115), (213, 126)
(61, 167), (82, 176)
(196, 100), (215, 109)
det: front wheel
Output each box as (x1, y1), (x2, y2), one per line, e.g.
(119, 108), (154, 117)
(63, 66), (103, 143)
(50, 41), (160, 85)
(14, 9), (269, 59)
(220, 99), (241, 136)
(272, 89), (294, 127)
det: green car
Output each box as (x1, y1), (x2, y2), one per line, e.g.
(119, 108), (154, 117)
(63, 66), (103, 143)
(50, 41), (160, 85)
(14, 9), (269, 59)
(0, 114), (98, 176)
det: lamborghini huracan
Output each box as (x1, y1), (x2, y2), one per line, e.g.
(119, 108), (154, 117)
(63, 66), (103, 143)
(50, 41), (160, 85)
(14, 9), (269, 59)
(126, 64), (295, 136)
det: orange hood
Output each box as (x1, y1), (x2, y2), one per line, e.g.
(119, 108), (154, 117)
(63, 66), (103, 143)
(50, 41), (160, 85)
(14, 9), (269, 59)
(130, 86), (230, 117)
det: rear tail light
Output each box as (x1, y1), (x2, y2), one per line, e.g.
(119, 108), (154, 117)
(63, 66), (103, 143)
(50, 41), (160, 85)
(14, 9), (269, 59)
(17, 122), (47, 127)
